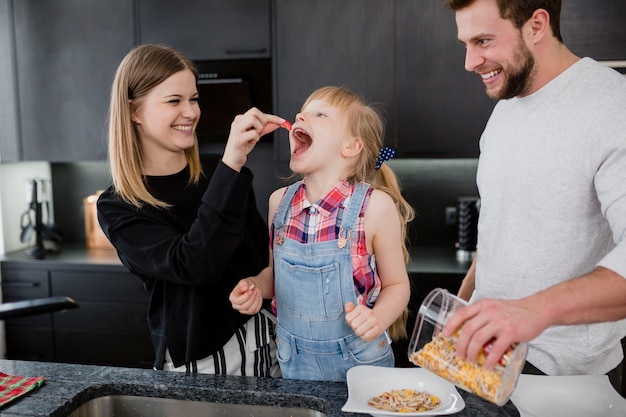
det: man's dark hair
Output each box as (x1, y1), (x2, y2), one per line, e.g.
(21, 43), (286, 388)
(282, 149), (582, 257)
(445, 0), (563, 42)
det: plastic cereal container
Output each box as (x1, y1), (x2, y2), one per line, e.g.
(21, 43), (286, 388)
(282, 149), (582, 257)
(408, 288), (528, 406)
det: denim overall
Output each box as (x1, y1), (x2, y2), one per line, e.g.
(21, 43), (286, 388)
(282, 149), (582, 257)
(273, 181), (394, 381)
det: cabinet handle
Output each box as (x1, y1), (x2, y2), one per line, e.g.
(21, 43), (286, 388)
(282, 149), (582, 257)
(1, 281), (40, 288)
(224, 48), (267, 55)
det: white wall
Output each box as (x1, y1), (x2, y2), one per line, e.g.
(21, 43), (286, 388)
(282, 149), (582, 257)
(0, 161), (52, 255)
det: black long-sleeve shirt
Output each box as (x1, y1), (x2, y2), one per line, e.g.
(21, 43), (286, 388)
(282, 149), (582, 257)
(97, 154), (269, 369)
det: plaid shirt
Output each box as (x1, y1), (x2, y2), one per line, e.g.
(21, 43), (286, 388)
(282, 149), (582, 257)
(271, 180), (381, 307)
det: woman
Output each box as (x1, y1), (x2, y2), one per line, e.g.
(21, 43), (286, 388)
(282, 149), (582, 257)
(97, 44), (286, 375)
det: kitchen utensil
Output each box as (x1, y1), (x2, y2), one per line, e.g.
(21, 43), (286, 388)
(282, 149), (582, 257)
(19, 211), (34, 243)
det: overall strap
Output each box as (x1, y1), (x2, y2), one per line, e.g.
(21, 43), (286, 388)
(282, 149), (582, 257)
(339, 182), (371, 234)
(273, 181), (302, 229)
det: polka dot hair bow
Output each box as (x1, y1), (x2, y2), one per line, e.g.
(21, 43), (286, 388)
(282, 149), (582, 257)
(375, 147), (397, 169)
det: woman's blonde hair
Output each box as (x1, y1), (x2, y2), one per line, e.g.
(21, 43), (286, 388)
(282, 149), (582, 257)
(108, 44), (202, 209)
(302, 86), (416, 339)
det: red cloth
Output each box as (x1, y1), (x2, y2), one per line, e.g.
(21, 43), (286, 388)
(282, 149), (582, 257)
(0, 372), (46, 407)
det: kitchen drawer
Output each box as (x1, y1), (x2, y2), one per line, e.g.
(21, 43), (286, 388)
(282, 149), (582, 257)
(51, 270), (147, 303)
(55, 330), (154, 368)
(54, 301), (148, 333)
(0, 267), (50, 299)
(5, 326), (54, 362)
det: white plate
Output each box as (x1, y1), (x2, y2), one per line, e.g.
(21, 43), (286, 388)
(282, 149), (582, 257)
(510, 374), (626, 417)
(341, 365), (465, 416)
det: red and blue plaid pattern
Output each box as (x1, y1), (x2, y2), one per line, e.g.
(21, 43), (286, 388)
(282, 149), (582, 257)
(271, 180), (381, 307)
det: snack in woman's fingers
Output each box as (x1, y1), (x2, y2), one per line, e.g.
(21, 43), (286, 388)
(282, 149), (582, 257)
(280, 119), (292, 131)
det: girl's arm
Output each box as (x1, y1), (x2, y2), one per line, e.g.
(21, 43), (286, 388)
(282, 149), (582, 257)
(345, 189), (411, 341)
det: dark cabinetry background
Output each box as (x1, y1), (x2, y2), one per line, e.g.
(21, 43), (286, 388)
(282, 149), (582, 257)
(3, 0), (624, 162)
(273, 0), (625, 162)
(138, 0), (270, 61)
(1, 262), (153, 368)
(561, 1), (626, 61)
(394, 272), (463, 367)
(12, 0), (135, 162)
(9, 0), (271, 162)
(395, 0), (494, 158)
(272, 0), (395, 166)
(273, 0), (493, 162)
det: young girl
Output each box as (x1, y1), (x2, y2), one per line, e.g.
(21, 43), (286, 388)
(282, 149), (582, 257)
(97, 44), (286, 376)
(230, 86), (414, 381)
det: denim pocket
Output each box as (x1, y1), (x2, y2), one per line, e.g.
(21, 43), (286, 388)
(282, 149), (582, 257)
(348, 334), (394, 366)
(277, 259), (343, 321)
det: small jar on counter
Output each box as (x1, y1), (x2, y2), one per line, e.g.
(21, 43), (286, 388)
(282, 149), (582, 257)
(408, 288), (528, 406)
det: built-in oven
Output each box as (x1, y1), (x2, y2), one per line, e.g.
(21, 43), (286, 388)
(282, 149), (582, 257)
(193, 58), (272, 149)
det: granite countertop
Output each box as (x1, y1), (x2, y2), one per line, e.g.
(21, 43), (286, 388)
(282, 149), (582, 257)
(0, 360), (520, 417)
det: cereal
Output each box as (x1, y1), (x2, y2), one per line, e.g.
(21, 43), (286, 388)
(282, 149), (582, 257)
(409, 289), (527, 406)
(409, 332), (506, 404)
(368, 388), (441, 413)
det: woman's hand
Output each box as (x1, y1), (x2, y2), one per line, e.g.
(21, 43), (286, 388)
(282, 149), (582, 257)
(229, 278), (263, 315)
(222, 108), (287, 172)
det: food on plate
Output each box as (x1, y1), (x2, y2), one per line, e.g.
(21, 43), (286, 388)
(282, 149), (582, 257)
(409, 332), (511, 403)
(368, 388), (441, 413)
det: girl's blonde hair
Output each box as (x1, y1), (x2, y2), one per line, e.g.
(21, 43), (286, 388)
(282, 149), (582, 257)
(302, 86), (416, 339)
(108, 44), (202, 209)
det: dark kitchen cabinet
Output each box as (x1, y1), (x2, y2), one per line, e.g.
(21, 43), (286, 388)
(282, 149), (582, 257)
(273, 0), (625, 162)
(561, 1), (626, 61)
(12, 0), (135, 161)
(1, 261), (153, 369)
(395, 0), (494, 158)
(272, 0), (395, 165)
(394, 271), (463, 367)
(1, 267), (54, 362)
(272, 0), (490, 162)
(138, 0), (271, 61)
(0, 0), (19, 162)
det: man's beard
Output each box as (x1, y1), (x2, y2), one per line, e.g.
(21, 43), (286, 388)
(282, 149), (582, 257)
(487, 37), (536, 100)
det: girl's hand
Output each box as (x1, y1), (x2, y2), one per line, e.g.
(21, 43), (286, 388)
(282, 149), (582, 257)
(345, 302), (385, 342)
(222, 108), (287, 172)
(229, 279), (262, 315)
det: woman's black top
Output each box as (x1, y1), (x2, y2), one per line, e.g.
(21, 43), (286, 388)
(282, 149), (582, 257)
(97, 154), (269, 369)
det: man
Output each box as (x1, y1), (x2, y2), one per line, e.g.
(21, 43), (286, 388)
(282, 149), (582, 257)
(441, 0), (626, 390)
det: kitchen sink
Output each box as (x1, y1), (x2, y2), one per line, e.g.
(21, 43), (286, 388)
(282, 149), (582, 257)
(66, 395), (328, 417)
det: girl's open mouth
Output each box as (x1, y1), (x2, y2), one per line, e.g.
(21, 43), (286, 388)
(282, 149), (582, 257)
(292, 128), (312, 155)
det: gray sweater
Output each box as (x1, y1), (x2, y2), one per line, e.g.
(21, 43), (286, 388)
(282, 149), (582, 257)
(473, 58), (626, 375)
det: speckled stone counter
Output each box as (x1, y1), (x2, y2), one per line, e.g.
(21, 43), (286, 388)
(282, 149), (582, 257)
(0, 360), (520, 417)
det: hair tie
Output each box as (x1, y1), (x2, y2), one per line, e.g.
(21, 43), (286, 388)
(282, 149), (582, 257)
(375, 147), (396, 169)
